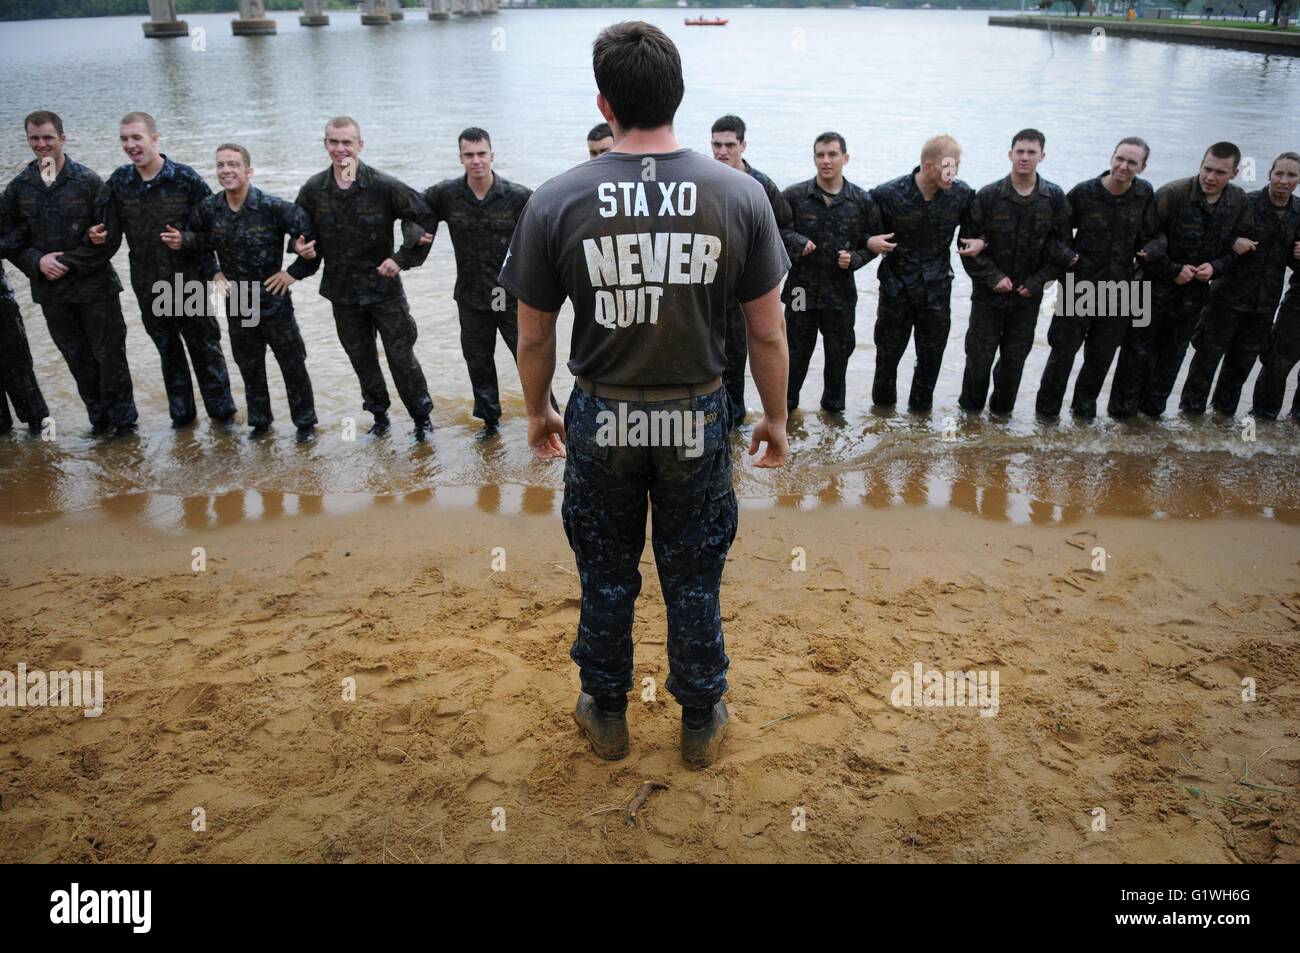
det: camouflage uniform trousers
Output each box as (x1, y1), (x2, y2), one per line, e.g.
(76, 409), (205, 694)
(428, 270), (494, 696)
(458, 304), (519, 424)
(871, 291), (951, 411)
(1110, 283), (1206, 419)
(1251, 301), (1300, 420)
(958, 296), (1041, 415)
(133, 283), (236, 426)
(561, 385), (737, 710)
(331, 294), (433, 420)
(227, 298), (317, 431)
(786, 305), (856, 414)
(1180, 305), (1276, 415)
(0, 298), (49, 432)
(1036, 304), (1129, 419)
(40, 298), (138, 430)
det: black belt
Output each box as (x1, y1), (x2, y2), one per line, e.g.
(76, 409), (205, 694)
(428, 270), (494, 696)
(575, 376), (722, 402)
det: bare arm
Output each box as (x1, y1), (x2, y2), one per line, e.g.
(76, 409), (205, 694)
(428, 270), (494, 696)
(517, 300), (565, 460)
(739, 284), (789, 468)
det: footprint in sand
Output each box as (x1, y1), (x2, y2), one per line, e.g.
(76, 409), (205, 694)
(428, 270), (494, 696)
(1004, 544), (1033, 566)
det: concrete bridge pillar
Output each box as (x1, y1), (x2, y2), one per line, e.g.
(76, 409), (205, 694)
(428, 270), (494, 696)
(300, 1), (330, 27)
(361, 0), (392, 24)
(483, 0), (499, 12)
(388, 0), (406, 20)
(428, 0), (451, 20)
(464, 0), (483, 15)
(142, 0), (188, 38)
(232, 0), (276, 35)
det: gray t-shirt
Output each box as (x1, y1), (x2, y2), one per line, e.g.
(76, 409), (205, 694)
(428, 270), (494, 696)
(498, 148), (790, 386)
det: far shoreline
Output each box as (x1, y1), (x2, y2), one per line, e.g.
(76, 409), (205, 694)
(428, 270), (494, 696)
(989, 14), (1300, 56)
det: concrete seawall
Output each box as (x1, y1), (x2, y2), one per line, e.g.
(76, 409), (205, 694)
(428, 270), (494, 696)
(988, 15), (1300, 56)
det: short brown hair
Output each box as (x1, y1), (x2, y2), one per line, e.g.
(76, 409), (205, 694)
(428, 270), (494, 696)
(325, 116), (361, 140)
(921, 134), (960, 165)
(1113, 136), (1150, 163)
(216, 143), (251, 167)
(592, 21), (683, 132)
(24, 110), (64, 136)
(120, 111), (157, 135)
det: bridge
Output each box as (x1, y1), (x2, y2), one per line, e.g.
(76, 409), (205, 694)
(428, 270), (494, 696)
(142, 1), (501, 38)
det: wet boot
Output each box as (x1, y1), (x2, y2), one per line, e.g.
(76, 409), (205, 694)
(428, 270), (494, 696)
(681, 700), (729, 769)
(573, 692), (629, 760)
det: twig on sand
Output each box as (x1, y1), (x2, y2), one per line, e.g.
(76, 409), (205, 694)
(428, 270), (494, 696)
(626, 781), (668, 827)
(1177, 750), (1199, 772)
(407, 844), (424, 865)
(759, 711), (801, 730)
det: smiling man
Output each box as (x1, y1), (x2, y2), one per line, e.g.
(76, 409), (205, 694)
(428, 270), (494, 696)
(1035, 137), (1154, 419)
(184, 143), (319, 439)
(2, 110), (134, 435)
(96, 111), (236, 429)
(291, 116), (437, 438)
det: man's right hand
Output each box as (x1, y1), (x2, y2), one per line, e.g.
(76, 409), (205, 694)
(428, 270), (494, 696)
(1174, 264), (1197, 285)
(292, 234), (316, 259)
(38, 252), (69, 281)
(1232, 237), (1257, 255)
(867, 233), (896, 255)
(992, 276), (1014, 294)
(800, 240), (816, 257)
(528, 408), (566, 460)
(748, 415), (788, 469)
(88, 223), (107, 246)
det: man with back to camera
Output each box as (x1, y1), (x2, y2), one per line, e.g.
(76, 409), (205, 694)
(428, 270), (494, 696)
(1035, 137), (1154, 419)
(959, 128), (1072, 416)
(781, 132), (875, 416)
(499, 21), (791, 769)
(94, 111), (237, 429)
(710, 114), (793, 427)
(3, 110), (136, 436)
(1180, 151), (1300, 415)
(291, 116), (437, 438)
(865, 134), (984, 413)
(1109, 141), (1255, 419)
(587, 123), (614, 160)
(183, 143), (319, 440)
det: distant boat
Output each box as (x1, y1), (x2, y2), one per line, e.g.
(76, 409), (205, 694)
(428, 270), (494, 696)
(685, 17), (729, 26)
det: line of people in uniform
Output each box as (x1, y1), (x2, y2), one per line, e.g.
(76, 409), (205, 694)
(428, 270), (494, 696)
(688, 121), (1299, 427)
(2, 109), (1298, 441)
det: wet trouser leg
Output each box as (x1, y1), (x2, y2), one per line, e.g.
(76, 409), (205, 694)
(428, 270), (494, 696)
(227, 309), (270, 429)
(43, 299), (137, 429)
(1181, 304), (1244, 413)
(871, 292), (913, 407)
(818, 307), (856, 414)
(785, 303), (819, 411)
(987, 296), (1040, 415)
(1251, 304), (1300, 419)
(722, 302), (747, 426)
(1110, 285), (1176, 419)
(0, 298), (48, 430)
(1141, 288), (1204, 417)
(908, 304), (950, 412)
(561, 385), (735, 709)
(959, 300), (1005, 412)
(1037, 305), (1089, 417)
(1070, 309), (1128, 419)
(458, 304), (506, 423)
(371, 296), (432, 420)
(1211, 308), (1274, 415)
(137, 288), (235, 424)
(331, 299), (389, 416)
